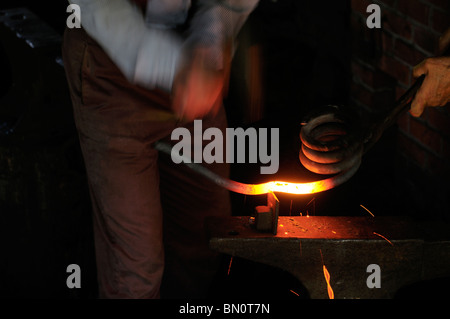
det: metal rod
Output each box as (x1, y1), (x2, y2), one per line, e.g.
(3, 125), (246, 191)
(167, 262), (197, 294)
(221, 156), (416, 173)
(154, 140), (359, 195)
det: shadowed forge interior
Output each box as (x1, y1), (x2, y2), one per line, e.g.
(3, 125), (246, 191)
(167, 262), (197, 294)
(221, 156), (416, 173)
(0, 0), (449, 299)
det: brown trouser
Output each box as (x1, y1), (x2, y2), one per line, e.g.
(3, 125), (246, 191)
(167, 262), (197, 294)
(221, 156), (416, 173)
(62, 27), (231, 299)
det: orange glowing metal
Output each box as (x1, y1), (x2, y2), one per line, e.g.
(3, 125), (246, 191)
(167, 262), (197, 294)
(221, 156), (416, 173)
(243, 179), (336, 195)
(155, 141), (361, 196)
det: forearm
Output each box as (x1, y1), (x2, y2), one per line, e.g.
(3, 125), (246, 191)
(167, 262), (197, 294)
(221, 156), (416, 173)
(187, 0), (259, 69)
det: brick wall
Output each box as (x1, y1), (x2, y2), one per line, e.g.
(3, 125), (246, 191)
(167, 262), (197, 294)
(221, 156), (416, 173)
(350, 0), (450, 181)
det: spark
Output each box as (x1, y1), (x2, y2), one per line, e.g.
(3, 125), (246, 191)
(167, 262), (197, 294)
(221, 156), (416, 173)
(289, 200), (293, 216)
(323, 265), (334, 299)
(319, 249), (334, 299)
(306, 197), (316, 216)
(306, 197), (315, 207)
(290, 290), (300, 297)
(373, 232), (394, 246)
(360, 204), (375, 217)
(227, 256), (233, 275)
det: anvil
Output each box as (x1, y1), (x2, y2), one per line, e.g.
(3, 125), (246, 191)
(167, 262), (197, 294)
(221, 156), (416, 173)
(206, 215), (450, 299)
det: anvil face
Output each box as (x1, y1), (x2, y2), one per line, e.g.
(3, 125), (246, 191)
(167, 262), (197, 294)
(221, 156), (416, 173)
(207, 216), (450, 299)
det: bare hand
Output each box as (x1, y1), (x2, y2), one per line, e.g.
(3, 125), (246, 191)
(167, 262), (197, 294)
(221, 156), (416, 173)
(410, 27), (450, 117)
(410, 56), (450, 117)
(171, 47), (227, 122)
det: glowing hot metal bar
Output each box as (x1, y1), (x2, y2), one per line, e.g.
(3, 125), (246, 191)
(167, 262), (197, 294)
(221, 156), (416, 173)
(154, 141), (360, 195)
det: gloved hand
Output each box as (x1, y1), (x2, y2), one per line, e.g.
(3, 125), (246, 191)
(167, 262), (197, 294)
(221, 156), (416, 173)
(410, 27), (450, 117)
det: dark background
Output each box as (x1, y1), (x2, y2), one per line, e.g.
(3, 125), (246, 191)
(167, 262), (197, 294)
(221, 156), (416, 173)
(0, 0), (448, 299)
